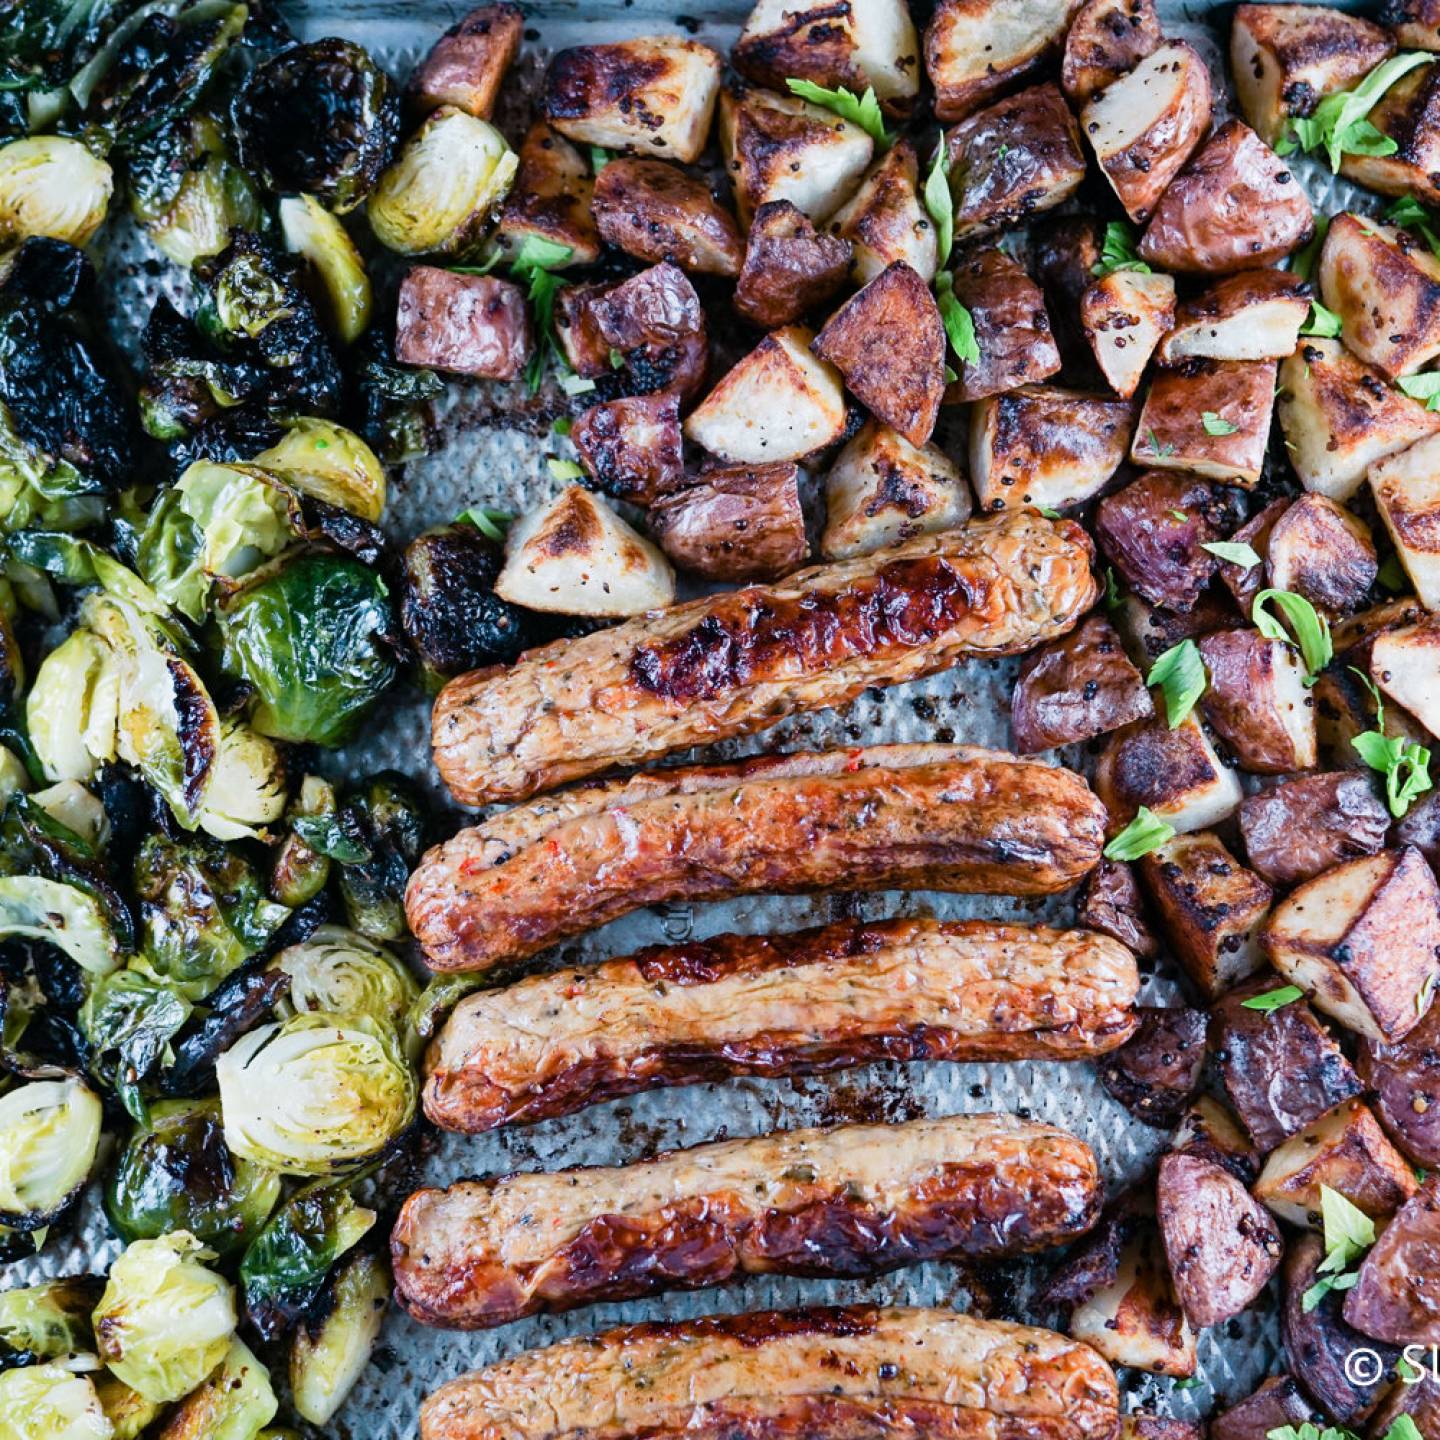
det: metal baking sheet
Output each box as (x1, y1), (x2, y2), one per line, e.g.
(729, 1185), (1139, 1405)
(11, 1), (1373, 1433)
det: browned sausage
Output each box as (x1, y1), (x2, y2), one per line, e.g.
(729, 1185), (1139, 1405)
(405, 743), (1108, 974)
(431, 511), (1098, 806)
(423, 918), (1141, 1131)
(392, 1112), (1101, 1329)
(418, 1305), (1121, 1440)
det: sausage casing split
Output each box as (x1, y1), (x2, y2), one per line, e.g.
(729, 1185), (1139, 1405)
(419, 1305), (1121, 1440)
(423, 918), (1141, 1132)
(391, 1112), (1102, 1328)
(405, 743), (1108, 974)
(432, 512), (1098, 806)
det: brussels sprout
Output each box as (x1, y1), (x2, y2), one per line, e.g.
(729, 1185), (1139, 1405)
(0, 1078), (101, 1229)
(25, 629), (116, 784)
(133, 833), (290, 1002)
(238, 1175), (374, 1341)
(105, 1099), (281, 1255)
(154, 1336), (275, 1440)
(0, 1362), (112, 1440)
(0, 746), (30, 802)
(80, 970), (192, 1123)
(234, 39), (399, 214)
(253, 419), (385, 523)
(90, 1374), (160, 1440)
(92, 1231), (236, 1405)
(351, 330), (441, 466)
(368, 106), (516, 257)
(406, 972), (481, 1054)
(289, 1248), (388, 1426)
(332, 772), (425, 942)
(278, 194), (371, 344)
(0, 877), (118, 977)
(0, 138), (111, 249)
(268, 776), (336, 907)
(197, 722), (286, 844)
(0, 1277), (102, 1367)
(29, 783), (106, 851)
(217, 1010), (416, 1176)
(270, 926), (417, 1036)
(215, 549), (399, 748)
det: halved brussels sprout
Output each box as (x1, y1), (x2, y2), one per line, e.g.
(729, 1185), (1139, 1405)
(278, 195), (372, 345)
(270, 927), (418, 1035)
(367, 107), (517, 257)
(0, 139), (112, 249)
(290, 1249), (388, 1426)
(29, 782), (107, 851)
(269, 775), (337, 907)
(26, 630), (117, 784)
(105, 1099), (281, 1256)
(154, 1337), (275, 1440)
(0, 1362), (112, 1440)
(254, 419), (385, 523)
(217, 1011), (416, 1175)
(0, 877), (118, 976)
(197, 721), (286, 843)
(0, 745), (33, 802)
(92, 1231), (236, 1404)
(0, 1277), (102, 1366)
(0, 1078), (102, 1229)
(91, 1375), (160, 1440)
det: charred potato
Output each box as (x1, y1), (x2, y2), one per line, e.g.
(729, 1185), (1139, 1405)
(1368, 1369), (1440, 1440)
(410, 2), (524, 118)
(1081, 270), (1176, 399)
(1156, 270), (1310, 366)
(812, 261), (945, 446)
(1139, 119), (1313, 274)
(1172, 1094), (1261, 1183)
(1397, 787), (1440, 871)
(821, 420), (971, 560)
(1266, 494), (1378, 615)
(1314, 660), (1433, 773)
(1196, 628), (1318, 775)
(1132, 358), (1277, 485)
(1097, 1005), (1207, 1127)
(1095, 712), (1245, 835)
(1239, 772), (1391, 889)
(1211, 1377), (1326, 1440)
(1385, 0), (1440, 50)
(1140, 830), (1274, 999)
(1344, 1174), (1440, 1345)
(733, 200), (853, 329)
(1062, 0), (1162, 105)
(946, 84), (1087, 241)
(970, 385), (1135, 515)
(924, 0), (1077, 122)
(496, 122), (602, 267)
(1340, 63), (1440, 207)
(1371, 433), (1440, 610)
(945, 249), (1062, 402)
(591, 158), (744, 277)
(1079, 858), (1160, 959)
(570, 392), (684, 504)
(1010, 614), (1153, 753)
(544, 37), (723, 163)
(828, 141), (937, 285)
(1264, 846), (1440, 1045)
(1112, 589), (1239, 669)
(1356, 1000), (1440, 1166)
(1215, 497), (1287, 612)
(1034, 215), (1109, 377)
(1122, 1419), (1203, 1440)
(648, 462), (807, 582)
(1372, 615), (1440, 739)
(395, 267), (531, 380)
(1082, 42), (1213, 224)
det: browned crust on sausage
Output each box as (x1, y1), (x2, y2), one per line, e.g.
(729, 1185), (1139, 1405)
(431, 511), (1098, 806)
(405, 744), (1108, 974)
(418, 1305), (1121, 1440)
(392, 1113), (1101, 1329)
(423, 918), (1140, 1131)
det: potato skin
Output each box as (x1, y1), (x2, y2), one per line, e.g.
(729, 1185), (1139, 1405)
(1196, 628), (1316, 775)
(1211, 1377), (1325, 1440)
(1156, 269), (1310, 367)
(734, 200), (852, 329)
(591, 158), (743, 276)
(1131, 358), (1277, 485)
(648, 462), (807, 582)
(1344, 1175), (1440, 1346)
(1266, 493), (1378, 614)
(497, 121), (601, 266)
(924, 0), (1076, 122)
(1172, 1095), (1261, 1184)
(409, 1), (523, 118)
(1097, 1005), (1206, 1127)
(1079, 858), (1159, 959)
(1062, 0), (1162, 104)
(1357, 1001), (1440, 1167)
(1094, 713), (1242, 836)
(396, 269), (531, 380)
(830, 141), (937, 285)
(1240, 772), (1390, 888)
(1081, 271), (1175, 399)
(570, 392), (684, 505)
(945, 249), (1061, 402)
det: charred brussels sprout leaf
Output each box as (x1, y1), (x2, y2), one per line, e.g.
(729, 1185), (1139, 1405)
(159, 1336), (277, 1440)
(290, 1248), (389, 1426)
(278, 193), (371, 343)
(351, 328), (441, 465)
(234, 38), (398, 214)
(253, 418), (386, 523)
(106, 1098), (281, 1254)
(0, 1363), (110, 1438)
(0, 1076), (101, 1231)
(269, 775), (338, 907)
(81, 969), (192, 1121)
(332, 772), (425, 941)
(0, 1276), (102, 1366)
(216, 549), (399, 747)
(160, 960), (290, 1098)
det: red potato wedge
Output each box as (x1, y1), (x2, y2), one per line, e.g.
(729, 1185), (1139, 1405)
(829, 141), (937, 285)
(1371, 431), (1440, 611)
(410, 2), (523, 118)
(591, 158), (744, 277)
(1196, 628), (1318, 776)
(734, 200), (853, 330)
(1081, 270), (1176, 399)
(1097, 1005), (1206, 1127)
(1156, 270), (1310, 366)
(1239, 772), (1391, 889)
(570, 393), (684, 505)
(945, 250), (1062, 402)
(1344, 1174), (1440, 1346)
(1062, 0), (1162, 105)
(1079, 858), (1159, 959)
(1341, 63), (1440, 207)
(1131, 358), (1277, 486)
(1266, 494), (1378, 615)
(496, 121), (601, 267)
(1357, 1000), (1440, 1167)
(924, 0), (1078, 122)
(1094, 712), (1245, 836)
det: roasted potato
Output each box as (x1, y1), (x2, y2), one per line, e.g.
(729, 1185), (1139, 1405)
(945, 249), (1062, 402)
(1062, 0), (1162, 105)
(570, 392), (684, 504)
(1278, 338), (1440, 502)
(1371, 434), (1440, 610)
(1082, 42), (1212, 224)
(1215, 497), (1287, 612)
(1254, 1099), (1419, 1229)
(395, 267), (531, 380)
(684, 324), (846, 463)
(1095, 712), (1245, 836)
(1010, 614), (1153, 753)
(812, 261), (945, 447)
(494, 485), (676, 616)
(595, 262), (711, 402)
(1314, 661), (1433, 773)
(649, 462), (807, 582)
(1196, 628), (1318, 775)
(1211, 1377), (1326, 1440)
(1139, 119), (1313, 274)
(1340, 63), (1440, 207)
(828, 141), (937, 285)
(1367, 1369), (1440, 1440)
(1398, 788), (1440, 872)
(1266, 494), (1379, 616)
(1112, 588), (1239, 669)
(1172, 1094), (1261, 1184)
(544, 37), (723, 164)
(1239, 772), (1391, 889)
(1140, 830), (1274, 999)
(591, 158), (744, 277)
(1265, 847), (1440, 1045)
(1079, 858), (1160, 959)
(733, 200), (853, 329)
(1333, 596), (1433, 662)
(1132, 358), (1277, 486)
(733, 0), (921, 115)
(924, 0), (1076, 122)
(1385, 0), (1440, 50)
(1095, 470), (1248, 611)
(1156, 1150), (1284, 1328)
(1372, 615), (1440, 739)
(946, 84), (1087, 241)
(1210, 975), (1364, 1153)
(1344, 1174), (1440, 1346)
(555, 279), (618, 377)
(496, 122), (602, 268)
(1081, 270), (1176, 399)
(1122, 1417), (1203, 1440)
(1156, 270), (1310, 366)
(1356, 1000), (1440, 1166)
(1230, 3), (1396, 146)
(821, 420), (971, 560)
(1098, 1005), (1207, 1127)
(719, 83), (874, 226)
(409, 1), (524, 118)
(1034, 215), (1108, 378)
(970, 385), (1135, 515)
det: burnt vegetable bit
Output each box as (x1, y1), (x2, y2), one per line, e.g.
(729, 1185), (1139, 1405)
(326, 772), (427, 943)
